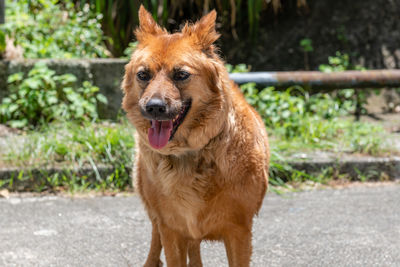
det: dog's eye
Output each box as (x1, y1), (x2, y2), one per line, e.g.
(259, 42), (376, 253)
(173, 71), (190, 81)
(137, 71), (151, 82)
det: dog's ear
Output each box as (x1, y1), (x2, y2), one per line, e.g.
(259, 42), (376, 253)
(135, 5), (164, 42)
(183, 10), (220, 52)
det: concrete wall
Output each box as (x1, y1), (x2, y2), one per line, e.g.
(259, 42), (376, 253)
(0, 59), (128, 119)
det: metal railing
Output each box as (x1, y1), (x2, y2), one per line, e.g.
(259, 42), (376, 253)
(229, 70), (400, 89)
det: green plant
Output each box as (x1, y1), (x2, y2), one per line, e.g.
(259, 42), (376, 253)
(0, 62), (107, 128)
(2, 120), (135, 192)
(2, 0), (109, 58)
(346, 122), (384, 155)
(300, 38), (313, 70)
(300, 38), (313, 53)
(269, 150), (315, 186)
(319, 52), (355, 72)
(239, 80), (387, 155)
(319, 51), (375, 119)
(225, 63), (250, 73)
(0, 31), (5, 56)
(1, 115), (389, 193)
(123, 41), (138, 58)
(76, 0), (308, 56)
(242, 84), (342, 138)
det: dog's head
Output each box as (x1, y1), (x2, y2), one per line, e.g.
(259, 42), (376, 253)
(122, 6), (229, 154)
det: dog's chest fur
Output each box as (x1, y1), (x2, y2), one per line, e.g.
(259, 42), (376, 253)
(143, 149), (221, 238)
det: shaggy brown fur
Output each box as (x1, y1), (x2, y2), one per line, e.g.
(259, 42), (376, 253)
(122, 6), (269, 267)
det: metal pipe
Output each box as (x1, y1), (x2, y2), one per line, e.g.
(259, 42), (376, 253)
(229, 70), (400, 89)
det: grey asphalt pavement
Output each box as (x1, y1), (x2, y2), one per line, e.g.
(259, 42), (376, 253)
(1, 183), (400, 267)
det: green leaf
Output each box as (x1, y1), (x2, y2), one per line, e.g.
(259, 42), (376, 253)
(0, 31), (5, 53)
(7, 73), (24, 84)
(24, 78), (42, 89)
(8, 104), (19, 113)
(47, 96), (59, 105)
(96, 94), (108, 104)
(8, 119), (28, 128)
(2, 62), (104, 127)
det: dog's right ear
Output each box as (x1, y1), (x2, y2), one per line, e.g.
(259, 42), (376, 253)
(182, 10), (220, 53)
(135, 5), (164, 42)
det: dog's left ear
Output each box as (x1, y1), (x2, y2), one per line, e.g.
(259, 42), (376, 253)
(183, 10), (220, 52)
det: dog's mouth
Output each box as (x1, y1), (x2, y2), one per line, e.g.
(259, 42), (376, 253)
(147, 100), (191, 149)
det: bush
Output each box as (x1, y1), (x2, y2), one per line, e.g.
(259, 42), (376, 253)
(319, 52), (375, 117)
(241, 84), (349, 137)
(0, 62), (107, 128)
(1, 0), (108, 58)
(240, 82), (385, 153)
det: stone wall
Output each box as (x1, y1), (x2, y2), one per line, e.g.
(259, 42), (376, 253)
(222, 0), (400, 71)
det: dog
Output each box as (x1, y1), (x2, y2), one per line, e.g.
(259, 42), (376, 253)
(122, 6), (269, 267)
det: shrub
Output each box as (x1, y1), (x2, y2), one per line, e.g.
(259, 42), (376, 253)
(319, 52), (375, 117)
(241, 83), (348, 137)
(1, 0), (108, 58)
(240, 81), (385, 153)
(0, 62), (107, 128)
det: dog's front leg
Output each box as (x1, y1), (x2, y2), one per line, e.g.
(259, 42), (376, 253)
(144, 220), (163, 267)
(223, 226), (252, 267)
(188, 240), (202, 267)
(159, 224), (189, 267)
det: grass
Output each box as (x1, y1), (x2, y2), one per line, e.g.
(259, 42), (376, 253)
(269, 117), (389, 157)
(4, 119), (134, 166)
(1, 119), (135, 192)
(0, 113), (393, 193)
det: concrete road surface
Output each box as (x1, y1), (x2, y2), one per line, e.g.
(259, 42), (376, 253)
(1, 183), (399, 267)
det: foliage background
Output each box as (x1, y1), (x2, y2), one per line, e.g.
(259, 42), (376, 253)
(73, 0), (309, 57)
(3, 0), (400, 73)
(2, 0), (108, 58)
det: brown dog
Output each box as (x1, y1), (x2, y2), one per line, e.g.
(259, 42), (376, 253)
(122, 6), (269, 267)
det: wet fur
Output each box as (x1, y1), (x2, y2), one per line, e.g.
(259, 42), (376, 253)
(122, 6), (269, 267)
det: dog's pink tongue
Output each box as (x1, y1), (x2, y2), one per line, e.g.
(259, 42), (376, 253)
(148, 120), (173, 149)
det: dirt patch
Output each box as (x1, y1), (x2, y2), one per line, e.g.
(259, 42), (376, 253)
(0, 124), (21, 137)
(326, 180), (400, 189)
(359, 113), (400, 133)
(0, 189), (135, 199)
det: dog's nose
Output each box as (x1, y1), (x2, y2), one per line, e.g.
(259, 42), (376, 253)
(145, 98), (167, 118)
